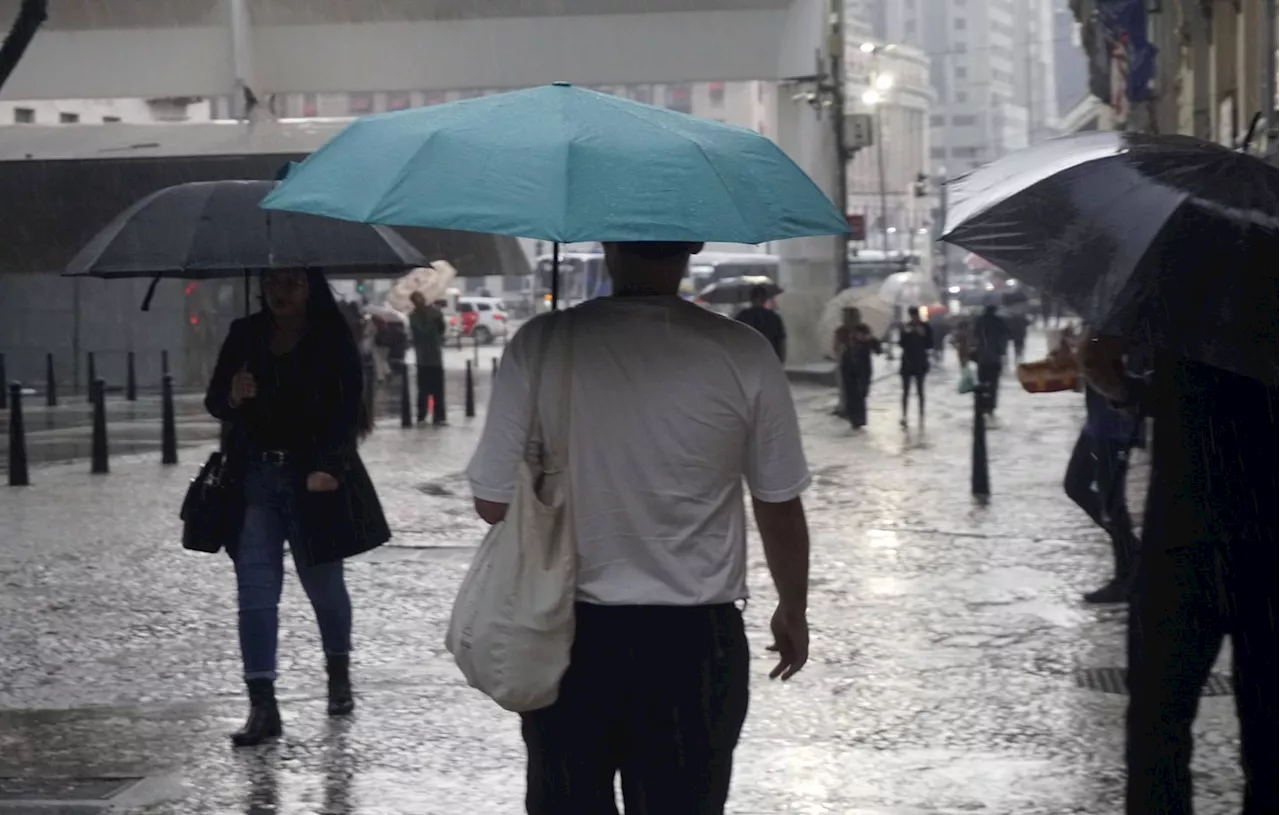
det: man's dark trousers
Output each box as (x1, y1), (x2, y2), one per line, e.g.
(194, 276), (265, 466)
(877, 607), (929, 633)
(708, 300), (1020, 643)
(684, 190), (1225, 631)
(416, 365), (446, 423)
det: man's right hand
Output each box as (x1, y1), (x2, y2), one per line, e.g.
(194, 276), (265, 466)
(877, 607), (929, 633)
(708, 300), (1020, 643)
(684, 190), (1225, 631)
(767, 603), (809, 680)
(229, 366), (257, 408)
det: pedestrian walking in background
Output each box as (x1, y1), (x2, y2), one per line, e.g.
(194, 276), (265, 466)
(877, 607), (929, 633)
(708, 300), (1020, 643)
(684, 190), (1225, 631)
(468, 241), (812, 815)
(898, 305), (933, 429)
(735, 284), (787, 362)
(1078, 335), (1278, 815)
(1062, 381), (1139, 604)
(409, 292), (448, 425)
(204, 267), (390, 747)
(835, 307), (881, 430)
(950, 315), (973, 370)
(1005, 310), (1029, 366)
(971, 304), (1009, 418)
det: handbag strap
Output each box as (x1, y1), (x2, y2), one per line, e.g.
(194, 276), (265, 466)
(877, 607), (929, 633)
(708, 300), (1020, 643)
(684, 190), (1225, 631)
(523, 312), (573, 472)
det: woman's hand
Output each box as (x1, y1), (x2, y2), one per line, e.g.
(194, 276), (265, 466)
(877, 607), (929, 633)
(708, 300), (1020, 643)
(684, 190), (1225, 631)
(306, 471), (340, 492)
(229, 365), (257, 408)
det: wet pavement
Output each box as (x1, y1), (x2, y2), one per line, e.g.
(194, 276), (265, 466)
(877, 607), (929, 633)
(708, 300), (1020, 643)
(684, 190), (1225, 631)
(0, 329), (1244, 814)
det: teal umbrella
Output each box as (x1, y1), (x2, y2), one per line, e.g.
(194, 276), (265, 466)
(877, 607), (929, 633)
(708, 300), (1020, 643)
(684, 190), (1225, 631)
(260, 83), (847, 245)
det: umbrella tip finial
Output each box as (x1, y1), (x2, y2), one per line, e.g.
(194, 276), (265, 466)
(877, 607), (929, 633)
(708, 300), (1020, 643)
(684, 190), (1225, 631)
(552, 81), (571, 87)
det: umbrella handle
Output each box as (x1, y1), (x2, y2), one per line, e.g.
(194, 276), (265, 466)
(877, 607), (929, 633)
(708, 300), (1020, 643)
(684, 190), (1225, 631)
(140, 273), (163, 311)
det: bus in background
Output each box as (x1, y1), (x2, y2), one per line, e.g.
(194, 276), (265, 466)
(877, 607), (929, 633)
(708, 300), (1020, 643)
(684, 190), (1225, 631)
(846, 250), (916, 289)
(536, 252), (609, 308)
(684, 252), (781, 301)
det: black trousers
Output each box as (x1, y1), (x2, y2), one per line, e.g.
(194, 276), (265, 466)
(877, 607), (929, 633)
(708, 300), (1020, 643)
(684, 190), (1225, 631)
(842, 364), (871, 428)
(1063, 431), (1138, 579)
(901, 371), (925, 419)
(976, 361), (1002, 415)
(521, 603), (750, 815)
(1126, 541), (1278, 814)
(416, 364), (446, 423)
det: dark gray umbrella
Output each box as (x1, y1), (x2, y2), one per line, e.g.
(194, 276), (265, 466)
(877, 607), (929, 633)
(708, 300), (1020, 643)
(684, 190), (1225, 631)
(64, 179), (427, 310)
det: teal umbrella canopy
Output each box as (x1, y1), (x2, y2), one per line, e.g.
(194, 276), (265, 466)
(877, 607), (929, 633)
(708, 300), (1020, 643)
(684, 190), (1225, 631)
(261, 83), (848, 245)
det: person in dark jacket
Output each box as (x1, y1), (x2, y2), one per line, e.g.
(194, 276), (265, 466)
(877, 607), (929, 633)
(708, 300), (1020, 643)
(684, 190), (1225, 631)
(970, 304), (1009, 417)
(205, 267), (391, 747)
(1063, 384), (1139, 604)
(897, 305), (933, 429)
(834, 307), (881, 430)
(1080, 335), (1277, 814)
(1005, 311), (1029, 365)
(734, 285), (787, 361)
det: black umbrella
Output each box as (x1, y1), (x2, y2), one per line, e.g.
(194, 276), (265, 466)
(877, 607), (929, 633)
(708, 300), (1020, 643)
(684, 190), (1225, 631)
(941, 131), (1277, 382)
(697, 276), (782, 305)
(65, 179), (427, 311)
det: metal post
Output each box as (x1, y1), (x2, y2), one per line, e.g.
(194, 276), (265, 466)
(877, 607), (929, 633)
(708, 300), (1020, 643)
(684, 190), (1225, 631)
(936, 170), (950, 297)
(971, 384), (990, 499)
(400, 364), (412, 428)
(7, 383), (29, 486)
(465, 360), (476, 418)
(45, 352), (56, 407)
(0, 354), (7, 410)
(875, 101), (889, 253)
(91, 378), (109, 474)
(126, 351), (137, 401)
(831, 0), (850, 290)
(473, 332), (480, 366)
(161, 374), (178, 465)
(551, 242), (561, 311)
(161, 349), (170, 377)
(86, 352), (96, 403)
(491, 356), (499, 378)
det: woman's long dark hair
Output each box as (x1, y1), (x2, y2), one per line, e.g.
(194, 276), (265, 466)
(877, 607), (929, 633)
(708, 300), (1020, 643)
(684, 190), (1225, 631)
(303, 268), (374, 438)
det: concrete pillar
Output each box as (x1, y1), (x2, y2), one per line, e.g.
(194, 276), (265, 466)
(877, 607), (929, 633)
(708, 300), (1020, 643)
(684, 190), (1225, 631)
(773, 89), (842, 367)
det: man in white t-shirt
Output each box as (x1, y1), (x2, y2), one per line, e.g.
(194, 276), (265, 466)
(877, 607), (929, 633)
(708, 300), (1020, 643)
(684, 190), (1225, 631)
(467, 241), (812, 815)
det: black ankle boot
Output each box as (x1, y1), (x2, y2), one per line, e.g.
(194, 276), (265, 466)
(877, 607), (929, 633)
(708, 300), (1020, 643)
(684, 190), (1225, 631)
(231, 678), (282, 747)
(326, 655), (355, 717)
(1083, 577), (1133, 605)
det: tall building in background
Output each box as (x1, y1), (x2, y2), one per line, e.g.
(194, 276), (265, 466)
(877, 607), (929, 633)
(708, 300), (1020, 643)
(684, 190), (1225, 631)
(870, 0), (1058, 170)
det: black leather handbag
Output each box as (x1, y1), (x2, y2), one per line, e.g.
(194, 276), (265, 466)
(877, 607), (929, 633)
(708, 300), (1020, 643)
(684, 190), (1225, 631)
(180, 434), (246, 554)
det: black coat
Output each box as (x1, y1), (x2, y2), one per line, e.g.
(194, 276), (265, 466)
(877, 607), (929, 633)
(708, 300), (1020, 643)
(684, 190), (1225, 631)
(205, 313), (391, 567)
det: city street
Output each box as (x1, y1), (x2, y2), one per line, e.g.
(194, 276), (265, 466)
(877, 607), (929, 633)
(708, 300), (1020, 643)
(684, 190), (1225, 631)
(0, 330), (1243, 814)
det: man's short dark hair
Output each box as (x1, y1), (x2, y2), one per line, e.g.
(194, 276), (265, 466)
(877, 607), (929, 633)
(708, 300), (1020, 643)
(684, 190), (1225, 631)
(614, 241), (701, 260)
(749, 285), (770, 303)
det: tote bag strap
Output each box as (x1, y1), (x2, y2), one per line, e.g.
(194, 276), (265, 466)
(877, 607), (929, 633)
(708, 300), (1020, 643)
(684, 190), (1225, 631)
(523, 312), (573, 473)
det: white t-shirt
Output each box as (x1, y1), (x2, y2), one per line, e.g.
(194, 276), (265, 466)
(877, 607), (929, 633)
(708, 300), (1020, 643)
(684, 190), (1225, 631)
(466, 296), (811, 606)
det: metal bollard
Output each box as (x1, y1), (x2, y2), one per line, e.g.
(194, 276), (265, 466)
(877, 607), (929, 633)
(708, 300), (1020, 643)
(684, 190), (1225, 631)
(971, 384), (990, 500)
(91, 378), (109, 474)
(7, 383), (29, 486)
(126, 351), (137, 401)
(161, 374), (178, 465)
(465, 360), (476, 418)
(0, 355), (6, 411)
(491, 356), (499, 378)
(45, 353), (57, 407)
(473, 333), (481, 366)
(161, 349), (170, 377)
(86, 352), (96, 403)
(400, 365), (412, 428)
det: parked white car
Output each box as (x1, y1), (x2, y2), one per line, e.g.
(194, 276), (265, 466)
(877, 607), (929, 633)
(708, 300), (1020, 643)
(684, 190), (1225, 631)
(446, 296), (511, 344)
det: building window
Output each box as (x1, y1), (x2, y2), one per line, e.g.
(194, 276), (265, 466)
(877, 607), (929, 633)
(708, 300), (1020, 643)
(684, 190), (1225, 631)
(388, 92), (412, 111)
(953, 114), (978, 125)
(423, 91), (447, 106)
(929, 114), (945, 126)
(666, 84), (692, 114)
(301, 93), (319, 117)
(13, 107), (34, 123)
(953, 146), (981, 158)
(955, 66), (968, 79)
(954, 17), (967, 29)
(709, 81), (725, 106)
(906, 20), (917, 34)
(59, 112), (80, 123)
(348, 92), (374, 114)
(930, 147), (947, 159)
(956, 91), (969, 102)
(954, 41), (968, 53)
(103, 115), (122, 123)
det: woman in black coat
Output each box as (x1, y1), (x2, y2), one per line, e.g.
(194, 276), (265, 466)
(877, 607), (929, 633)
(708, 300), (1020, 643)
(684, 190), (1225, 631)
(205, 267), (390, 747)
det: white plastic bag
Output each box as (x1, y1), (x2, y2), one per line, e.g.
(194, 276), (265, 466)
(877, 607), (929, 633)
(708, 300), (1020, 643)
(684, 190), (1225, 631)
(446, 316), (576, 713)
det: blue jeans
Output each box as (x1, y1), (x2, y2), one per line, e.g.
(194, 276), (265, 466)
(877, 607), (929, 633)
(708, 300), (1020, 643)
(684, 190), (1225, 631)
(234, 460), (352, 680)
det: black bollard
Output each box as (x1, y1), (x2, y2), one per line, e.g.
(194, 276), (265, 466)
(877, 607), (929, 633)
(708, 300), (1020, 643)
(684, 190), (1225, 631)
(971, 385), (990, 500)
(161, 349), (170, 377)
(86, 352), (96, 403)
(91, 378), (109, 474)
(7, 383), (29, 486)
(465, 360), (476, 418)
(161, 374), (178, 465)
(491, 356), (499, 378)
(126, 351), (137, 401)
(0, 355), (6, 411)
(400, 365), (412, 428)
(45, 353), (57, 407)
